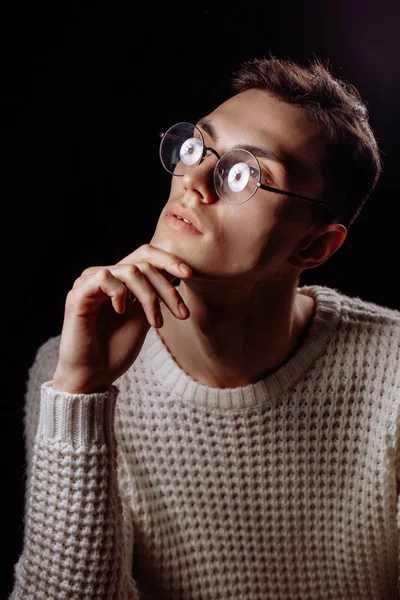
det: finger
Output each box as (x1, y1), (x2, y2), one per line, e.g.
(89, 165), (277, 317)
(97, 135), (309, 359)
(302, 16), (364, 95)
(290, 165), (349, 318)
(71, 263), (189, 326)
(68, 268), (130, 316)
(80, 265), (107, 278)
(103, 263), (189, 327)
(79, 244), (193, 284)
(132, 261), (190, 319)
(117, 243), (192, 279)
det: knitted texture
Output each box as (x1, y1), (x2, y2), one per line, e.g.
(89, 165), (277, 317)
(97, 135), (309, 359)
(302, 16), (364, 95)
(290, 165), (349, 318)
(10, 285), (400, 599)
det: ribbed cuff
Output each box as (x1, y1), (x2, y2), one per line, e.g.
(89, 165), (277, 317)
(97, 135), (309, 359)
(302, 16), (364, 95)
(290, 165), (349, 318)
(37, 381), (118, 447)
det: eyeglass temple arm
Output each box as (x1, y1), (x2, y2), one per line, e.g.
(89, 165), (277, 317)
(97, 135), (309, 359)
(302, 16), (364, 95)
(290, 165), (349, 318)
(258, 182), (332, 220)
(158, 131), (332, 220)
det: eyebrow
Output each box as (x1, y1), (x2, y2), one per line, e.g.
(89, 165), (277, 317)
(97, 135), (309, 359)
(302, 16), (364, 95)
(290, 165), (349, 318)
(196, 117), (290, 169)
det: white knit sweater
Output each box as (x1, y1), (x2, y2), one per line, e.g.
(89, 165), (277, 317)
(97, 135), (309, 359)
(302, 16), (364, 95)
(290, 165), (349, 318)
(10, 285), (400, 600)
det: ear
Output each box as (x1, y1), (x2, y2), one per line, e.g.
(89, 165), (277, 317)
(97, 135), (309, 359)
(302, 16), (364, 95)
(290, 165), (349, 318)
(287, 224), (347, 270)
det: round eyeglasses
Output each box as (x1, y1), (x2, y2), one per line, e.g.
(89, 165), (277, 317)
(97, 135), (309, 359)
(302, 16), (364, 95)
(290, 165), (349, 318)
(159, 121), (332, 219)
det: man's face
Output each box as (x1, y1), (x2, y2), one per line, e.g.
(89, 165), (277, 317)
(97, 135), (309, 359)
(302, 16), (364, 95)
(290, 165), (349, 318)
(150, 89), (327, 282)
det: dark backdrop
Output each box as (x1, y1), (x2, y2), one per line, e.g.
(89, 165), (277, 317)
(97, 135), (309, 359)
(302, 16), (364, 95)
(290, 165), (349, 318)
(3, 2), (400, 597)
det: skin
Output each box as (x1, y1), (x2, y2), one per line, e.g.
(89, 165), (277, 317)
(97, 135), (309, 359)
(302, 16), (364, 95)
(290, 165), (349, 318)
(150, 89), (347, 387)
(53, 88), (347, 393)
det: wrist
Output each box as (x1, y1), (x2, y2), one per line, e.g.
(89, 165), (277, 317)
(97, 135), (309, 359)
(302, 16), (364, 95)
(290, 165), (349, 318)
(52, 368), (108, 395)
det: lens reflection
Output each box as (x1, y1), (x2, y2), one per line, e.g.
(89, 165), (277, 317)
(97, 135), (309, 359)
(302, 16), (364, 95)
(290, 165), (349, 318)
(214, 149), (261, 204)
(160, 122), (204, 176)
(160, 123), (262, 203)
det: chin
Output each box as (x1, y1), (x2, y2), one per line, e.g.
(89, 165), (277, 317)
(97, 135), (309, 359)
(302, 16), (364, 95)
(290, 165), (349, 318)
(150, 233), (178, 255)
(150, 230), (251, 280)
(149, 233), (204, 277)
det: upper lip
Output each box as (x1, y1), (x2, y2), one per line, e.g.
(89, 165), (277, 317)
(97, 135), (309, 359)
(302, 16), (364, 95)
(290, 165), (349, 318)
(167, 204), (204, 233)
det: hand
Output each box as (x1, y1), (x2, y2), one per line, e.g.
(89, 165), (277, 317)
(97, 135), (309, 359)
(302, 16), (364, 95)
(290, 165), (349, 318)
(52, 244), (192, 394)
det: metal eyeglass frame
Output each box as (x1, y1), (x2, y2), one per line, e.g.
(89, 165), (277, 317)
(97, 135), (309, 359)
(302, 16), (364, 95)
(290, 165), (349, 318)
(159, 122), (333, 222)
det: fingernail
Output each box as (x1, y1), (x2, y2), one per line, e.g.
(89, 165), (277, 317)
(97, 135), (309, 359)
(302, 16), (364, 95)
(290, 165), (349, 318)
(179, 263), (191, 275)
(178, 302), (189, 318)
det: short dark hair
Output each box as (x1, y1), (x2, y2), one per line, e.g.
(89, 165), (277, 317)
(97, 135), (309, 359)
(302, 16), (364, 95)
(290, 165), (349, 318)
(230, 55), (383, 230)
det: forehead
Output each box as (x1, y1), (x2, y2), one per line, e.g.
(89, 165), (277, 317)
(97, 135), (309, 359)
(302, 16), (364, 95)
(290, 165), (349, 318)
(203, 89), (326, 189)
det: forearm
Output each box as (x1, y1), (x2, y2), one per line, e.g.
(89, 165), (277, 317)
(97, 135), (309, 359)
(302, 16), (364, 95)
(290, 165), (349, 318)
(10, 383), (127, 599)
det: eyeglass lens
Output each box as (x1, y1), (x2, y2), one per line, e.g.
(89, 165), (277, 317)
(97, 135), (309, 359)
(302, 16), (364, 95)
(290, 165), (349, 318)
(159, 122), (262, 204)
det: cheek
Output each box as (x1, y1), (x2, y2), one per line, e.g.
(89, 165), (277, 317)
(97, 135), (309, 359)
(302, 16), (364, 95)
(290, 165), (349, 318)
(234, 206), (278, 246)
(219, 211), (279, 267)
(169, 176), (183, 195)
(230, 206), (305, 272)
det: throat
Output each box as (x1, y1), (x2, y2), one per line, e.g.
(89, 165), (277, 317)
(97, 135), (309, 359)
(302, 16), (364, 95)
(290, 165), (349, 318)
(157, 292), (316, 389)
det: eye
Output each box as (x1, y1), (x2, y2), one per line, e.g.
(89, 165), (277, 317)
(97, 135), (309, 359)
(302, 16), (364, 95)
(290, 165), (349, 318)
(227, 162), (251, 192)
(260, 170), (274, 187)
(249, 166), (260, 180)
(257, 163), (275, 186)
(179, 137), (203, 165)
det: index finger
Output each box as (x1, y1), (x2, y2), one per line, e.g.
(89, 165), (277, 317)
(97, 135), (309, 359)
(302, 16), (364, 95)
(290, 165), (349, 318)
(117, 243), (192, 278)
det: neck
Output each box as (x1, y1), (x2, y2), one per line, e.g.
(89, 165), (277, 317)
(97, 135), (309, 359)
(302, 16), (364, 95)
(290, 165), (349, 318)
(158, 277), (315, 388)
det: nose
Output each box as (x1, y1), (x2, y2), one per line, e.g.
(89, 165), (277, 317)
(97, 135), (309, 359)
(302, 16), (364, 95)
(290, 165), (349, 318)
(182, 151), (219, 204)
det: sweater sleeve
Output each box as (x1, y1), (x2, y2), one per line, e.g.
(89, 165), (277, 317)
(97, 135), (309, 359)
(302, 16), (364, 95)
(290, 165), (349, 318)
(9, 337), (140, 599)
(397, 423), (400, 598)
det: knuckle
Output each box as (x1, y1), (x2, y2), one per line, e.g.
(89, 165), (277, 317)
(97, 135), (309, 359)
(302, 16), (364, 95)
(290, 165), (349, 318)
(166, 285), (179, 299)
(145, 290), (159, 306)
(96, 267), (112, 282)
(65, 287), (79, 309)
(72, 276), (83, 289)
(81, 266), (98, 276)
(138, 261), (154, 274)
(139, 244), (154, 261)
(125, 264), (141, 277)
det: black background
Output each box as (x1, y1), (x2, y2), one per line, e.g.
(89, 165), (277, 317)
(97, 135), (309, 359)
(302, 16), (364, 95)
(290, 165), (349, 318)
(3, 2), (400, 597)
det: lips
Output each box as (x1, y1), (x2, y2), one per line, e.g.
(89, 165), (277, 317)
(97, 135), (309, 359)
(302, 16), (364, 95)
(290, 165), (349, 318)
(166, 204), (203, 233)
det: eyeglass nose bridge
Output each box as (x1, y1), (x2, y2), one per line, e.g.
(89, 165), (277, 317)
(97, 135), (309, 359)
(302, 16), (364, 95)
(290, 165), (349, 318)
(196, 145), (221, 170)
(203, 146), (221, 161)
(181, 145), (223, 201)
(186, 145), (222, 182)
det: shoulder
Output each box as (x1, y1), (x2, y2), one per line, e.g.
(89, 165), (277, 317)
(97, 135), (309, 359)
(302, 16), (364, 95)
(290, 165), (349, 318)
(319, 290), (400, 422)
(332, 289), (400, 366)
(23, 334), (62, 462)
(307, 285), (399, 381)
(25, 335), (61, 423)
(322, 285), (400, 332)
(330, 287), (400, 385)
(27, 334), (61, 387)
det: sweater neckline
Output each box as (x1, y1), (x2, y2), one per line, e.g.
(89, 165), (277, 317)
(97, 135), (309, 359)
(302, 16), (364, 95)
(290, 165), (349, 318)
(141, 284), (341, 410)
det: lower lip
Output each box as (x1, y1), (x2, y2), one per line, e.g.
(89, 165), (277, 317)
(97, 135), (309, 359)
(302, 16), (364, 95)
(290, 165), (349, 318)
(165, 214), (202, 235)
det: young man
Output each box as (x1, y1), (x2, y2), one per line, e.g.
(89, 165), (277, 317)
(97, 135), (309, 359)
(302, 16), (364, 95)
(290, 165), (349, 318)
(11, 56), (399, 599)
